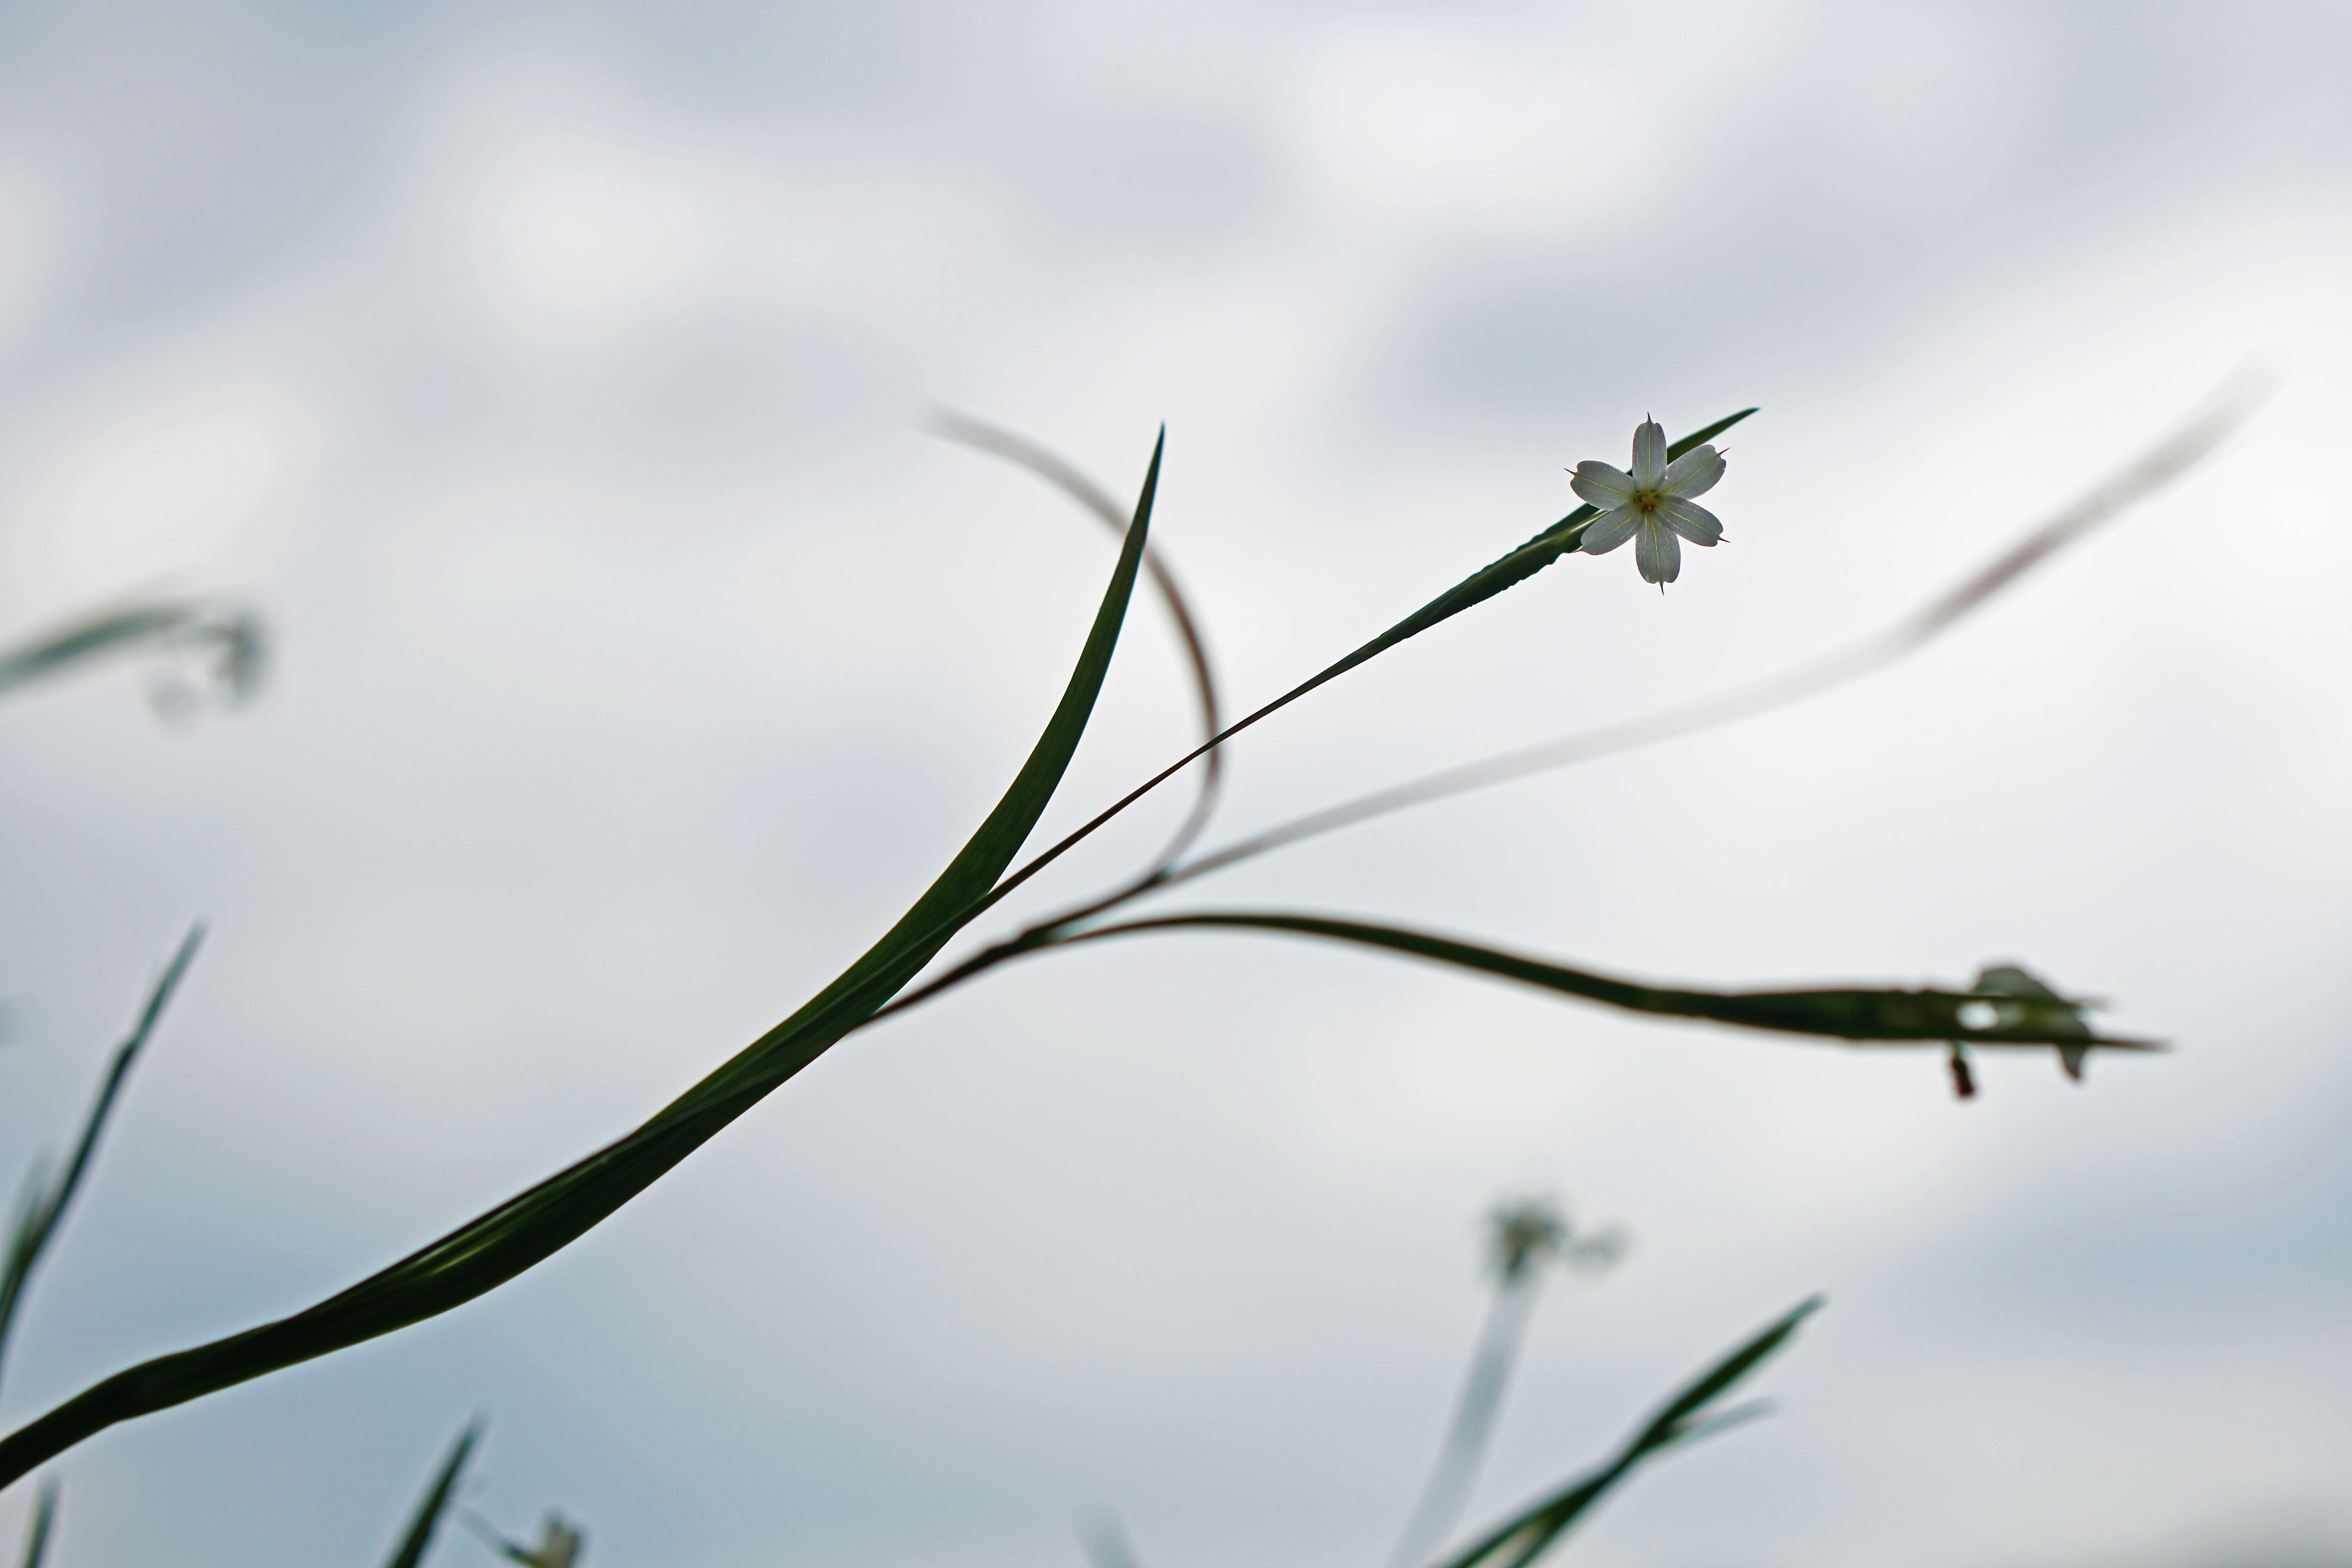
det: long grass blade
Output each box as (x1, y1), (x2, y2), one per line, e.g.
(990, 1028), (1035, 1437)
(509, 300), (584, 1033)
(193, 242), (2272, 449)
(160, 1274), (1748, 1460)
(1165, 376), (2267, 889)
(1434, 1299), (1820, 1568)
(0, 600), (263, 706)
(0, 437), (1166, 1489)
(0, 926), (205, 1396)
(1053, 913), (2159, 1054)
(381, 1419), (482, 1568)
(927, 408), (1227, 874)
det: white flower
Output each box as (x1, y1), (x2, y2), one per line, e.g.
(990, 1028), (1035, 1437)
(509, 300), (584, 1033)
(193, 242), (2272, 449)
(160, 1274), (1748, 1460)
(1569, 417), (1727, 586)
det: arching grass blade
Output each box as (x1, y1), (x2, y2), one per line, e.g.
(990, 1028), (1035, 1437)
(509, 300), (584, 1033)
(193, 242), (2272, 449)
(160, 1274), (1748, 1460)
(926, 407), (1227, 873)
(0, 436), (1165, 1490)
(1058, 913), (2158, 1056)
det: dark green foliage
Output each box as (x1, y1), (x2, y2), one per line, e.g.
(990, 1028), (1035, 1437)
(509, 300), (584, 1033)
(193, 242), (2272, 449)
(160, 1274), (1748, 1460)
(0, 434), (1165, 1488)
(0, 399), (2200, 1497)
(1060, 913), (2155, 1058)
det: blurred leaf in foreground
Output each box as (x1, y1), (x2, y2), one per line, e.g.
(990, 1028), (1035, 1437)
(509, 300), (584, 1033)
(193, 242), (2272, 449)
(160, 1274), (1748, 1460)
(0, 599), (263, 713)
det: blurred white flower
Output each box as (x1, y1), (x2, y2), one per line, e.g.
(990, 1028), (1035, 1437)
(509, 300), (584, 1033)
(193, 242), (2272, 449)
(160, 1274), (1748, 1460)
(1570, 418), (1728, 586)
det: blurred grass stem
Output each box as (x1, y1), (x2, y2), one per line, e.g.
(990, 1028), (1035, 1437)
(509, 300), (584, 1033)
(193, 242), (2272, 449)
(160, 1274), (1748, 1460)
(1388, 1262), (1547, 1568)
(12, 1481), (53, 1568)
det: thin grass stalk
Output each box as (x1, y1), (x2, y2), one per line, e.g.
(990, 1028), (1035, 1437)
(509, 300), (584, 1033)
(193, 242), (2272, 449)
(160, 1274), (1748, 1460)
(0, 391), (2217, 1485)
(926, 406), (1229, 877)
(1387, 1270), (1544, 1568)
(1158, 373), (2269, 890)
(936, 411), (1756, 932)
(870, 911), (2154, 1057)
(0, 926), (205, 1396)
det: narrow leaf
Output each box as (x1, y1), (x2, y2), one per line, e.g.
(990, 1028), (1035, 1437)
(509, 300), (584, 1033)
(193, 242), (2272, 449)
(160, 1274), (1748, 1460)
(1436, 1299), (1820, 1568)
(0, 437), (1166, 1488)
(381, 1419), (482, 1568)
(1060, 913), (2159, 1051)
(0, 926), (205, 1396)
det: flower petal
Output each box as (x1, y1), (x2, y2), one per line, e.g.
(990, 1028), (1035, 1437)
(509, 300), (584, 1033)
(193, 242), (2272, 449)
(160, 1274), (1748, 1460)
(1569, 461), (1636, 508)
(1635, 517), (1681, 583)
(1655, 495), (1722, 546)
(1630, 419), (1667, 489)
(1580, 506), (1641, 555)
(1662, 445), (1724, 499)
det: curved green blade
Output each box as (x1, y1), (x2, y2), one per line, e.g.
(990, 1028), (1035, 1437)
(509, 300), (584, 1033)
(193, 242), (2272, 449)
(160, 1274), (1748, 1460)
(1066, 912), (2157, 1051)
(0, 436), (1166, 1489)
(0, 926), (205, 1396)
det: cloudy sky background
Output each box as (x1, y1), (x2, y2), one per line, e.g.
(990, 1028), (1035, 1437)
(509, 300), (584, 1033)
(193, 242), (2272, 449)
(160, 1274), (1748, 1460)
(2, 1), (2350, 1564)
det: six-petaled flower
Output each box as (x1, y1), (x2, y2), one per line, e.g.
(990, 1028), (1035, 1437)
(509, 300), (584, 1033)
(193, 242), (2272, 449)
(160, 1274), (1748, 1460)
(1570, 418), (1728, 587)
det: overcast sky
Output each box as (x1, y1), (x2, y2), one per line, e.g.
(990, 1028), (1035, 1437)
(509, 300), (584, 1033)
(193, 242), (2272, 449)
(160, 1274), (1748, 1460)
(2, 2), (2350, 1565)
